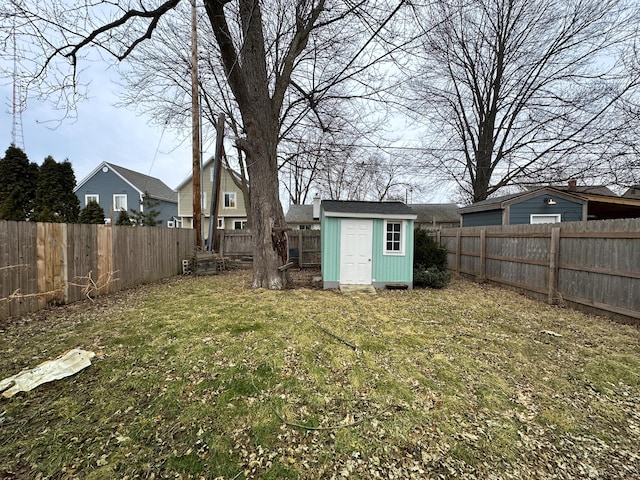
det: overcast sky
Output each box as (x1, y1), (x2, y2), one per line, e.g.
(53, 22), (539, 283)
(0, 62), (453, 205)
(0, 65), (197, 192)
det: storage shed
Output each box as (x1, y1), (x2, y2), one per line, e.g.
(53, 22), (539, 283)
(321, 200), (417, 289)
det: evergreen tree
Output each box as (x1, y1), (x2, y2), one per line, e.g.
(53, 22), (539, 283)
(34, 156), (80, 223)
(130, 192), (162, 227)
(116, 209), (132, 226)
(0, 145), (38, 221)
(79, 200), (106, 224)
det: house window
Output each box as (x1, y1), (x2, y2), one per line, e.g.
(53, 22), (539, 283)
(530, 214), (561, 224)
(384, 220), (404, 255)
(224, 192), (236, 208)
(299, 224), (311, 230)
(85, 194), (99, 206)
(113, 194), (127, 212)
(217, 218), (224, 229)
(234, 220), (246, 230)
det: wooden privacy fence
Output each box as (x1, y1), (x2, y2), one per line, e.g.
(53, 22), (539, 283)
(439, 218), (640, 322)
(219, 229), (321, 267)
(0, 221), (196, 320)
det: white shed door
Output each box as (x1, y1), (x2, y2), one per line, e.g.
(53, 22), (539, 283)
(340, 219), (373, 285)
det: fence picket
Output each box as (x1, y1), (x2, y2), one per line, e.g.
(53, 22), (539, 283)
(441, 218), (640, 322)
(0, 222), (196, 320)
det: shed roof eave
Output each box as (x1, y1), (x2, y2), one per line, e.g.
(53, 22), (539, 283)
(323, 211), (417, 220)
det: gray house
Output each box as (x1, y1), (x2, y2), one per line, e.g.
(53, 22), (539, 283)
(459, 183), (640, 227)
(74, 161), (178, 226)
(285, 196), (321, 230)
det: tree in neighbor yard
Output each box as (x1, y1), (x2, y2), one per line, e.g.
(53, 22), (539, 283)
(79, 201), (106, 224)
(5, 0), (406, 288)
(403, 0), (640, 203)
(130, 192), (162, 227)
(0, 145), (39, 221)
(34, 156), (80, 223)
(114, 2), (399, 213)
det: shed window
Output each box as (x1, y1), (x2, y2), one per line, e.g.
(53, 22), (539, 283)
(384, 220), (404, 255)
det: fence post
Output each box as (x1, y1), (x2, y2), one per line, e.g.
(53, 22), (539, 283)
(455, 230), (461, 275)
(479, 228), (486, 282)
(298, 229), (303, 267)
(548, 227), (560, 304)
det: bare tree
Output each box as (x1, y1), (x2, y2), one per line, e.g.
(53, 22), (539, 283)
(3, 0), (406, 288)
(315, 148), (418, 201)
(403, 0), (640, 203)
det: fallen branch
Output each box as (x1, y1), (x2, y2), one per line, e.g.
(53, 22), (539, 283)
(313, 322), (358, 350)
(541, 330), (563, 338)
(273, 407), (391, 431)
(273, 410), (365, 431)
(68, 270), (120, 302)
(0, 288), (64, 304)
(0, 264), (30, 272)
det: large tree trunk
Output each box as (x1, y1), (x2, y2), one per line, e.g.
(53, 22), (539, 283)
(245, 129), (292, 289)
(240, 116), (292, 289)
(205, 0), (321, 288)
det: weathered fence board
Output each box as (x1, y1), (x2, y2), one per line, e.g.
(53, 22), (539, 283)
(219, 229), (321, 267)
(0, 221), (196, 320)
(440, 218), (640, 322)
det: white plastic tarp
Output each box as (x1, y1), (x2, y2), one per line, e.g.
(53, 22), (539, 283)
(0, 348), (96, 398)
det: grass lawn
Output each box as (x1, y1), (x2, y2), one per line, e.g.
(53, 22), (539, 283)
(1, 272), (639, 479)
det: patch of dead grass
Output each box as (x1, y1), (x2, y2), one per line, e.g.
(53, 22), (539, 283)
(1, 272), (639, 479)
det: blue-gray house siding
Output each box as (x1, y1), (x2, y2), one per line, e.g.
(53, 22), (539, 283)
(462, 209), (503, 227)
(508, 196), (582, 224)
(74, 162), (178, 226)
(76, 168), (140, 215)
(459, 188), (588, 227)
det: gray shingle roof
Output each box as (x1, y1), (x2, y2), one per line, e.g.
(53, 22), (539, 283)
(285, 205), (318, 224)
(409, 203), (460, 223)
(322, 200), (416, 217)
(108, 163), (177, 203)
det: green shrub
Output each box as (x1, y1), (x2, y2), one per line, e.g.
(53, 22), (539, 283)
(414, 228), (448, 270)
(414, 267), (451, 289)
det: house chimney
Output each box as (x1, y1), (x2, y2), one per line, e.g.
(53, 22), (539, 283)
(312, 194), (321, 220)
(568, 179), (577, 192)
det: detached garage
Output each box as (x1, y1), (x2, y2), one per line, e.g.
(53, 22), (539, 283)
(321, 200), (417, 290)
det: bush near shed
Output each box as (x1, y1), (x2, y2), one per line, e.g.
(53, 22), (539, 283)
(414, 228), (451, 288)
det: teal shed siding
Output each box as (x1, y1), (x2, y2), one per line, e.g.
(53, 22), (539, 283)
(371, 219), (414, 285)
(321, 214), (341, 283)
(321, 213), (414, 288)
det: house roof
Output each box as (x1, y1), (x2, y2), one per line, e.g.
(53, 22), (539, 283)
(75, 161), (177, 203)
(322, 200), (417, 220)
(108, 163), (177, 203)
(458, 187), (587, 214)
(623, 186), (640, 199)
(531, 185), (616, 197)
(285, 205), (319, 224)
(176, 157), (245, 190)
(409, 203), (460, 224)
